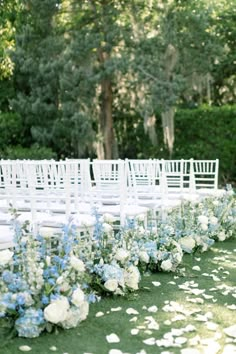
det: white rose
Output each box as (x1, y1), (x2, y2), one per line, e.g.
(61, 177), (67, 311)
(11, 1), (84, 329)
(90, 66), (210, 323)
(70, 256), (85, 272)
(0, 249), (14, 266)
(79, 301), (89, 321)
(71, 288), (85, 307)
(102, 213), (116, 223)
(102, 223), (113, 233)
(124, 266), (140, 290)
(201, 223), (208, 231)
(139, 251), (150, 264)
(60, 307), (81, 329)
(179, 237), (196, 253)
(44, 297), (69, 324)
(115, 249), (130, 263)
(218, 231), (226, 241)
(160, 259), (173, 272)
(209, 216), (218, 225)
(198, 215), (208, 225)
(104, 279), (119, 292)
(39, 227), (55, 239)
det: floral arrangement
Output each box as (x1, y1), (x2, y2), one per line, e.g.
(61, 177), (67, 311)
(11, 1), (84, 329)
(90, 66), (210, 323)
(0, 219), (90, 339)
(0, 190), (235, 339)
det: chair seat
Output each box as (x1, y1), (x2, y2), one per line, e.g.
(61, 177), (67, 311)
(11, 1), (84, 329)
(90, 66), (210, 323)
(0, 225), (14, 249)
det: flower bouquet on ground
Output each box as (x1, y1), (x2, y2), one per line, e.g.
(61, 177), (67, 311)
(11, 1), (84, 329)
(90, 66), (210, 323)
(0, 219), (90, 339)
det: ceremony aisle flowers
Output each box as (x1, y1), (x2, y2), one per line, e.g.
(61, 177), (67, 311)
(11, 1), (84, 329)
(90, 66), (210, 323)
(0, 190), (235, 339)
(0, 219), (90, 338)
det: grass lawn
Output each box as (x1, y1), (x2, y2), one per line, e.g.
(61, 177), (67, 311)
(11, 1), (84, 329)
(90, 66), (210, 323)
(2, 236), (236, 354)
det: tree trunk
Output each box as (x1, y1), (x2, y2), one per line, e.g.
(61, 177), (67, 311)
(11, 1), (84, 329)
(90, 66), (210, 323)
(97, 47), (115, 160)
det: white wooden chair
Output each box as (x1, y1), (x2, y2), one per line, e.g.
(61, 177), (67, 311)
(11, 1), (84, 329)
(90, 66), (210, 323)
(91, 159), (149, 226)
(190, 159), (222, 196)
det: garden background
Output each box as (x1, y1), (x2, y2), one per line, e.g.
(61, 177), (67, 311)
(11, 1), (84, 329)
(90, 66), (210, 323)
(0, 0), (235, 185)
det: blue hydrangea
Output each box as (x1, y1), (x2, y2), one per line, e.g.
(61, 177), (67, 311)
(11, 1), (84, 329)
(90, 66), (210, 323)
(102, 264), (124, 282)
(15, 308), (45, 338)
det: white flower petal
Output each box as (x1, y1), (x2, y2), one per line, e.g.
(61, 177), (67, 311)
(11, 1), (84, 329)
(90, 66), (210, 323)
(109, 350), (123, 354)
(152, 281), (161, 287)
(147, 306), (158, 313)
(192, 266), (201, 271)
(49, 347), (57, 351)
(106, 333), (120, 343)
(206, 322), (218, 331)
(224, 325), (236, 338)
(111, 307), (122, 312)
(95, 311), (104, 317)
(131, 328), (139, 335)
(126, 308), (139, 315)
(19, 346), (32, 352)
(142, 337), (156, 345)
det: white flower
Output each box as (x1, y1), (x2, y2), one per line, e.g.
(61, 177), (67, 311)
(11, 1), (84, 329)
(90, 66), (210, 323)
(45, 256), (51, 266)
(103, 223), (113, 233)
(209, 216), (218, 225)
(124, 266), (140, 290)
(79, 301), (89, 321)
(71, 288), (85, 307)
(160, 259), (172, 272)
(70, 256), (85, 272)
(139, 251), (150, 263)
(39, 227), (55, 239)
(201, 223), (208, 231)
(102, 213), (116, 223)
(218, 231), (226, 241)
(0, 249), (14, 266)
(56, 276), (64, 285)
(198, 215), (208, 225)
(104, 279), (119, 292)
(44, 297), (69, 324)
(115, 249), (130, 263)
(59, 281), (70, 292)
(179, 236), (196, 253)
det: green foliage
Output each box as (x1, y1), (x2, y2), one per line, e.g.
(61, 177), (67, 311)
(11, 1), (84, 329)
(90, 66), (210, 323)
(174, 105), (236, 185)
(1, 144), (57, 160)
(0, 112), (26, 148)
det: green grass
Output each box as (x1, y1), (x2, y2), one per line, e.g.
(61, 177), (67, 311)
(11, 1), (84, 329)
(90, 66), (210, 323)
(2, 236), (236, 354)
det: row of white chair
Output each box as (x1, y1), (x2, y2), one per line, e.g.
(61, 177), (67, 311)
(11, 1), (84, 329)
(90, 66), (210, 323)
(0, 158), (221, 250)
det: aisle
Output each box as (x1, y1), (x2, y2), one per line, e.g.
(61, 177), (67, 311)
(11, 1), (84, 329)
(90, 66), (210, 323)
(3, 237), (236, 354)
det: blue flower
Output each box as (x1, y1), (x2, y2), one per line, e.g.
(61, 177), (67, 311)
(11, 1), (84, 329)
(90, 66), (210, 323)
(15, 308), (45, 338)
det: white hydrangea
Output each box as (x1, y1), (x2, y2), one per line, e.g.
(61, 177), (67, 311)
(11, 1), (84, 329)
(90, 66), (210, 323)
(160, 259), (172, 272)
(198, 215), (208, 225)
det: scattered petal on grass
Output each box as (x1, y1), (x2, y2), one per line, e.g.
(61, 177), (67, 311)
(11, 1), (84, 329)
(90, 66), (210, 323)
(188, 335), (201, 346)
(181, 349), (201, 354)
(109, 350), (123, 354)
(152, 281), (161, 287)
(175, 337), (187, 344)
(202, 294), (214, 299)
(224, 325), (236, 338)
(222, 344), (236, 354)
(126, 308), (139, 315)
(19, 346), (32, 352)
(171, 314), (186, 322)
(227, 305), (236, 310)
(131, 328), (139, 335)
(142, 337), (156, 345)
(144, 330), (153, 335)
(106, 333), (120, 343)
(49, 346), (57, 351)
(192, 266), (201, 271)
(95, 311), (104, 317)
(206, 322), (218, 331)
(194, 257), (201, 262)
(164, 320), (172, 325)
(189, 288), (205, 296)
(171, 328), (184, 336)
(111, 307), (122, 312)
(129, 316), (138, 322)
(147, 305), (158, 313)
(187, 297), (204, 304)
(168, 281), (176, 285)
(142, 306), (147, 310)
(183, 324), (196, 333)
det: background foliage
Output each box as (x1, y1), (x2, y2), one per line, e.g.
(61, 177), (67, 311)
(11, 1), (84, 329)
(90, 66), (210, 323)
(0, 0), (235, 184)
